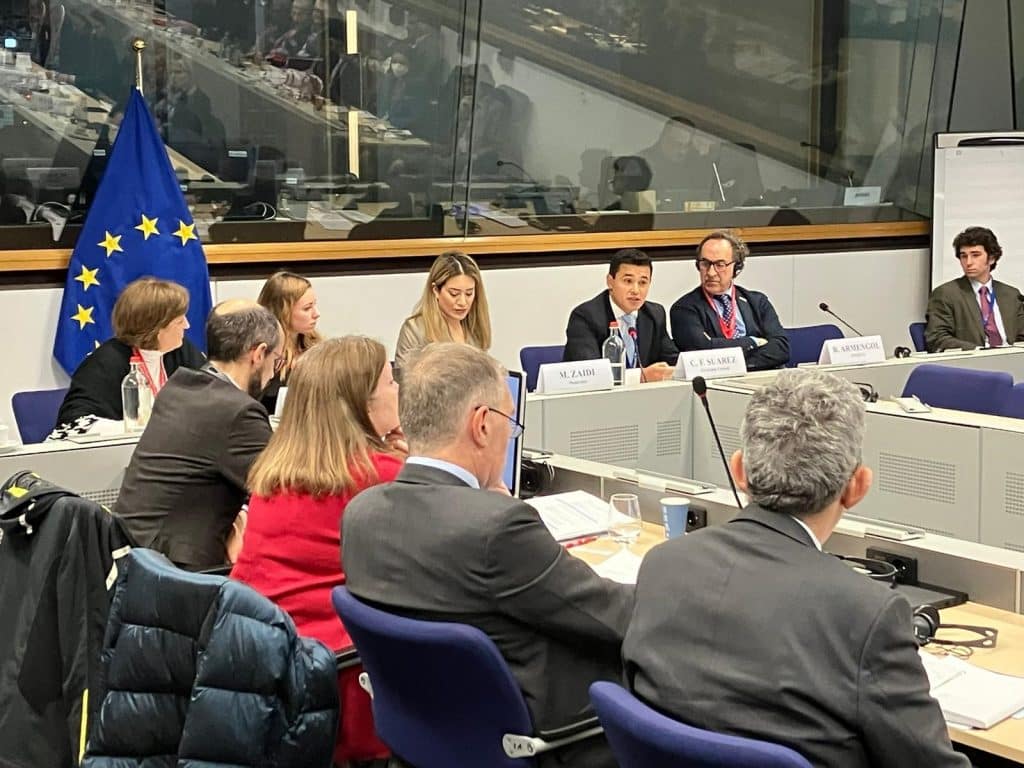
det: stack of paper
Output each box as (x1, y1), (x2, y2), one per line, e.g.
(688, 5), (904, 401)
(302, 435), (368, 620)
(920, 651), (1024, 729)
(590, 549), (642, 584)
(526, 490), (636, 542)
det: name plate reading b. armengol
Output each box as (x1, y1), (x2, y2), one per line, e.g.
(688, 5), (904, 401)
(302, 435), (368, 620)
(674, 347), (747, 381)
(536, 359), (614, 394)
(818, 335), (886, 366)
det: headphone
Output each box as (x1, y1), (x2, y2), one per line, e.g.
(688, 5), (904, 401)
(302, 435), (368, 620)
(912, 604), (998, 649)
(519, 457), (554, 499)
(695, 230), (747, 276)
(852, 382), (879, 403)
(893, 346), (912, 359)
(836, 554), (898, 586)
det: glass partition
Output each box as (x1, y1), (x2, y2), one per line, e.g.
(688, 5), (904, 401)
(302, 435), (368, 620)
(0, 0), (965, 252)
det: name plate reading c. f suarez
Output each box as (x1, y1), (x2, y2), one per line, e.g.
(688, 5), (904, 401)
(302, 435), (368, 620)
(536, 359), (614, 394)
(674, 348), (747, 381)
(818, 335), (886, 366)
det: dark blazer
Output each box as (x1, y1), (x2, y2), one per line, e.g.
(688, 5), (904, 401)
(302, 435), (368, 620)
(563, 290), (678, 365)
(115, 367), (272, 570)
(342, 462), (634, 768)
(623, 505), (968, 768)
(670, 285), (789, 370)
(925, 275), (1024, 351)
(56, 338), (207, 428)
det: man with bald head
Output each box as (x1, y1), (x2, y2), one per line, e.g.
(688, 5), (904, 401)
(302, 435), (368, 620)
(116, 300), (283, 570)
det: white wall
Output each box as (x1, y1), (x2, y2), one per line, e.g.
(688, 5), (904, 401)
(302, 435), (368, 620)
(1, 246), (928, 439)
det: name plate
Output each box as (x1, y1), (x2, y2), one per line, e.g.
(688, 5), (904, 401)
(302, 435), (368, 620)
(537, 359), (614, 394)
(818, 335), (886, 365)
(843, 186), (882, 206)
(673, 348), (747, 381)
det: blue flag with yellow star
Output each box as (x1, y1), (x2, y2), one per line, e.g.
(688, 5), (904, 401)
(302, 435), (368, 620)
(53, 87), (212, 375)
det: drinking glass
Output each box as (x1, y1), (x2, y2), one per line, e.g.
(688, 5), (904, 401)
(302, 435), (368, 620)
(608, 493), (642, 551)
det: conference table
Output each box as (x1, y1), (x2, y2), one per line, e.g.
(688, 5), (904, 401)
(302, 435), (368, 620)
(572, 522), (1024, 764)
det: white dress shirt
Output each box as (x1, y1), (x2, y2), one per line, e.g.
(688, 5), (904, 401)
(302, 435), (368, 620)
(791, 515), (822, 551)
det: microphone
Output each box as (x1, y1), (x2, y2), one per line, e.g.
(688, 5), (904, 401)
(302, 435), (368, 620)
(711, 161), (726, 203)
(497, 159), (542, 189)
(818, 302), (864, 336)
(692, 376), (743, 509)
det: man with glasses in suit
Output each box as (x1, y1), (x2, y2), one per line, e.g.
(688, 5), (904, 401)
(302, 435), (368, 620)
(670, 230), (789, 370)
(925, 226), (1024, 352)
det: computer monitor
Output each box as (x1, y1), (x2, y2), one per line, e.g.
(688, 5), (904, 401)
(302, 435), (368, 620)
(504, 370), (525, 497)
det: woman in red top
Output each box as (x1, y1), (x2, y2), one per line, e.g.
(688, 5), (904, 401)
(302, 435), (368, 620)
(231, 336), (404, 766)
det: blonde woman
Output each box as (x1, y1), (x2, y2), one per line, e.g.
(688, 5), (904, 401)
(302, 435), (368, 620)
(257, 271), (322, 411)
(394, 251), (492, 371)
(231, 336), (403, 765)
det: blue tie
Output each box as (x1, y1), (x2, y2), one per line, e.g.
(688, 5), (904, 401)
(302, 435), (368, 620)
(716, 293), (734, 325)
(620, 314), (637, 367)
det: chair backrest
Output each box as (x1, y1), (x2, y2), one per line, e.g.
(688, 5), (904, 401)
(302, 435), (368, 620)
(783, 324), (842, 367)
(11, 388), (69, 444)
(519, 345), (566, 392)
(589, 682), (812, 768)
(909, 322), (927, 352)
(902, 364), (1014, 416)
(1001, 382), (1024, 419)
(331, 586), (537, 768)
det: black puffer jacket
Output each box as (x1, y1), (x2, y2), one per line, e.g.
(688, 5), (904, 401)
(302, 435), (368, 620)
(0, 471), (133, 768)
(82, 549), (339, 766)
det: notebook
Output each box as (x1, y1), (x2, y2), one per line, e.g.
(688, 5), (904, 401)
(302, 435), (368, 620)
(919, 651), (1024, 729)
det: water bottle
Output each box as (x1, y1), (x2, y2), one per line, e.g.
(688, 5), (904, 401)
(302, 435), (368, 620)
(602, 321), (625, 386)
(122, 361), (153, 432)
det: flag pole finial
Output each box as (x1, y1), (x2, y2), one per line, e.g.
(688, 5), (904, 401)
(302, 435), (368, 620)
(132, 38), (146, 95)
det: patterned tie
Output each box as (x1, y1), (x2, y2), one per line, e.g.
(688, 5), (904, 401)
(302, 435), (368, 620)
(716, 293), (735, 337)
(620, 314), (637, 367)
(979, 286), (1003, 347)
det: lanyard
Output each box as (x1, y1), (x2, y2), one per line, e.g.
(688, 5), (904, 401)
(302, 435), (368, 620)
(703, 286), (738, 339)
(130, 349), (167, 397)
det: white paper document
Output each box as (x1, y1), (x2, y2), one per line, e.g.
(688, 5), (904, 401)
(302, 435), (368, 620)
(526, 490), (611, 541)
(589, 549), (642, 584)
(919, 651), (1024, 729)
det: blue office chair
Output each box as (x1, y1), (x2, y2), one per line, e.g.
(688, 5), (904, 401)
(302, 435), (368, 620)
(11, 388), (68, 444)
(589, 682), (812, 768)
(783, 324), (842, 367)
(909, 322), (927, 353)
(519, 345), (565, 392)
(902, 364), (1013, 416)
(1001, 383), (1024, 419)
(331, 586), (601, 768)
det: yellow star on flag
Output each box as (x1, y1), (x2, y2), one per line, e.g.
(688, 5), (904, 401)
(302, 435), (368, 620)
(74, 265), (100, 291)
(173, 220), (198, 246)
(71, 304), (95, 330)
(135, 214), (160, 240)
(98, 231), (123, 258)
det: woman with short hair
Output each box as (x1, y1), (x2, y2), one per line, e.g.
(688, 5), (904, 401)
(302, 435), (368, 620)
(394, 250), (492, 371)
(231, 335), (404, 765)
(55, 277), (205, 428)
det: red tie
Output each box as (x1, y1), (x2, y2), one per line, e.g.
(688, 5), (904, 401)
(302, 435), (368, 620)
(979, 286), (1003, 347)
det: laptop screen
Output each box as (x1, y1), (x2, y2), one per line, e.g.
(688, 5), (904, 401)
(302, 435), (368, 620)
(504, 371), (525, 497)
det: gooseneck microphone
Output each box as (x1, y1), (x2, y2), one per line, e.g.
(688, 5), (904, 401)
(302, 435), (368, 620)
(692, 376), (743, 509)
(818, 302), (864, 337)
(497, 159), (542, 189)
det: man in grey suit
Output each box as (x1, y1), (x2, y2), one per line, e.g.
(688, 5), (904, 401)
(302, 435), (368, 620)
(116, 301), (282, 570)
(925, 226), (1024, 351)
(623, 369), (968, 768)
(343, 343), (634, 768)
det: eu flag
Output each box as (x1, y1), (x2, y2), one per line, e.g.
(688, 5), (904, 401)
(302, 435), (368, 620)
(53, 87), (213, 375)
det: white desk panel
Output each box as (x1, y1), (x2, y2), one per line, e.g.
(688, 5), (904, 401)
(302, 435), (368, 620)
(0, 438), (137, 506)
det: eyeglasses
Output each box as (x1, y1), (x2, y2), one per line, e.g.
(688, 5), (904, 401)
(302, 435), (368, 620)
(479, 405), (524, 439)
(697, 258), (736, 272)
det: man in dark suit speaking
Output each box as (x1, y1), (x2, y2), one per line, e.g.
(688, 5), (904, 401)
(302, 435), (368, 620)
(670, 230), (789, 370)
(563, 248), (678, 381)
(623, 369), (968, 768)
(343, 343), (633, 767)
(925, 226), (1024, 351)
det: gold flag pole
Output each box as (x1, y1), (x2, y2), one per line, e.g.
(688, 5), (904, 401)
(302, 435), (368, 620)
(132, 38), (146, 95)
